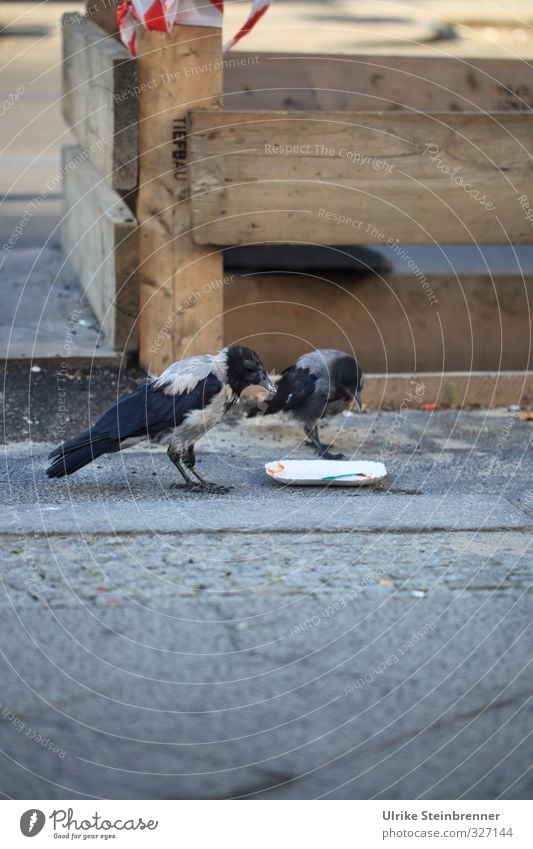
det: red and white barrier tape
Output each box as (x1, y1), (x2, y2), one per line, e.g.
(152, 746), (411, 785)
(118, 0), (272, 56)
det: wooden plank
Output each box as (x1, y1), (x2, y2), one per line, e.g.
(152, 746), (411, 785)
(362, 372), (533, 409)
(62, 14), (138, 193)
(136, 24), (223, 373)
(224, 270), (533, 373)
(189, 110), (533, 245)
(225, 53), (533, 112)
(61, 145), (138, 352)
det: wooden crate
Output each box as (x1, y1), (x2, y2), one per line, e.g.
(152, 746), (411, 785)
(60, 15), (533, 404)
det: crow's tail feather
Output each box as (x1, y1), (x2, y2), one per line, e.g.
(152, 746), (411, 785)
(46, 431), (114, 478)
(48, 428), (92, 460)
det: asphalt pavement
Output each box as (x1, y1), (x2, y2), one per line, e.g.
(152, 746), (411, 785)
(1, 403), (531, 799)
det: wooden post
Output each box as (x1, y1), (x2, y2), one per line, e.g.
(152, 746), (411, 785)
(136, 25), (223, 373)
(85, 0), (120, 35)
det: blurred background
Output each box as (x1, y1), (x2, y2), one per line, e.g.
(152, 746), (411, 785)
(1, 0), (533, 379)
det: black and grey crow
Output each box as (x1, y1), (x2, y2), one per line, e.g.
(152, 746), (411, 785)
(47, 346), (274, 493)
(250, 349), (364, 460)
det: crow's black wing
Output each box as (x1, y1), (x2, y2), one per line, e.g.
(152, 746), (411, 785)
(47, 374), (224, 476)
(48, 374), (223, 463)
(92, 373), (223, 441)
(265, 367), (316, 414)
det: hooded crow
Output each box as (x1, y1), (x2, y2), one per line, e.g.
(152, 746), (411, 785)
(47, 346), (275, 493)
(250, 349), (364, 460)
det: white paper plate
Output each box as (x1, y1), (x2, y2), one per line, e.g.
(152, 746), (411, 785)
(265, 460), (387, 486)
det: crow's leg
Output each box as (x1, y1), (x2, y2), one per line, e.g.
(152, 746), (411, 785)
(167, 445), (196, 488)
(188, 466), (232, 495)
(183, 444), (232, 494)
(183, 445), (196, 470)
(304, 424), (327, 454)
(304, 424), (344, 461)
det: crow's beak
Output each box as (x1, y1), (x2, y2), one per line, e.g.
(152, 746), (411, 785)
(259, 375), (276, 394)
